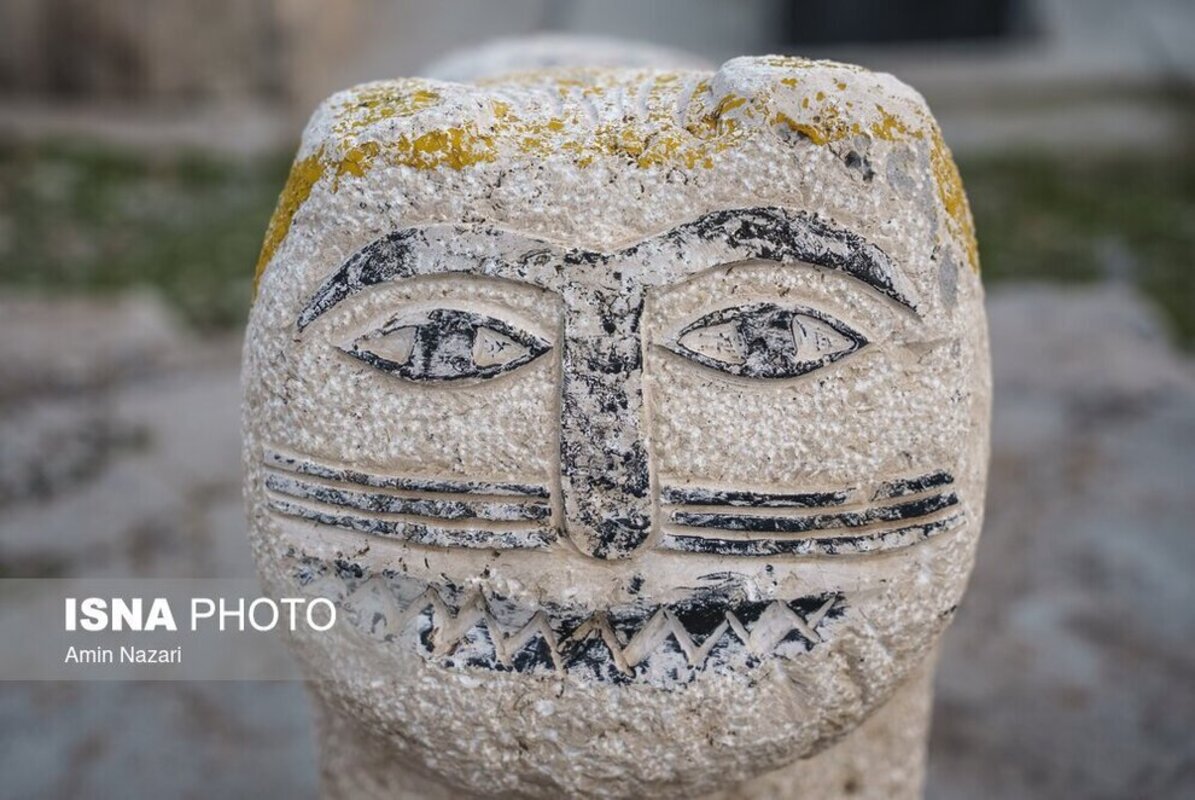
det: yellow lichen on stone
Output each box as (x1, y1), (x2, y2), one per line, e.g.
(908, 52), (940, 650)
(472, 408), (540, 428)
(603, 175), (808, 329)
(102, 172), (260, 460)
(332, 84), (442, 140)
(334, 126), (499, 177)
(405, 126), (497, 170)
(333, 142), (380, 180)
(759, 55), (818, 70)
(770, 102), (862, 146)
(766, 93), (977, 271)
(253, 148), (326, 292)
(869, 104), (921, 142)
(928, 124), (979, 272)
(313, 81), (500, 184)
(322, 71), (757, 176)
(771, 111), (829, 146)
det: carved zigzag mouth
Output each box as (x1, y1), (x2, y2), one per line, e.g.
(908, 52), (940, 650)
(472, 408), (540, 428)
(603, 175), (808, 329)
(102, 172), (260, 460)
(298, 561), (847, 684)
(262, 448), (556, 550)
(658, 470), (965, 556)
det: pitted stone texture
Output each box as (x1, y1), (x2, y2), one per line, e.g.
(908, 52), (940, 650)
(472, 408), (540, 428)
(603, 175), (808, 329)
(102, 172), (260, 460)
(243, 54), (988, 799)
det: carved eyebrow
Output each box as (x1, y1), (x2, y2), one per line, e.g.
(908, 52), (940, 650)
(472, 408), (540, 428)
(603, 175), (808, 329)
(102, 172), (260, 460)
(613, 207), (919, 311)
(297, 226), (563, 330)
(297, 207), (917, 330)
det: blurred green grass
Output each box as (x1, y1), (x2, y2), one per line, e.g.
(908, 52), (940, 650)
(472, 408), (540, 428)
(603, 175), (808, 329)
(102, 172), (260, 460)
(0, 140), (1192, 345)
(0, 140), (290, 330)
(963, 152), (1195, 347)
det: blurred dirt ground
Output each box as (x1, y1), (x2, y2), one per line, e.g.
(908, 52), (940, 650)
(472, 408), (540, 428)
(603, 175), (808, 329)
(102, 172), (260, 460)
(0, 282), (1192, 799)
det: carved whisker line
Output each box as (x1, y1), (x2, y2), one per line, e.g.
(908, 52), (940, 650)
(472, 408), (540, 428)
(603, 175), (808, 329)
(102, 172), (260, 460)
(264, 489), (547, 532)
(263, 447), (550, 499)
(871, 469), (954, 501)
(266, 496), (555, 550)
(264, 472), (551, 523)
(262, 465), (547, 506)
(660, 512), (966, 557)
(660, 470), (956, 512)
(659, 486), (853, 509)
(331, 573), (846, 679)
(670, 492), (960, 534)
(662, 501), (961, 540)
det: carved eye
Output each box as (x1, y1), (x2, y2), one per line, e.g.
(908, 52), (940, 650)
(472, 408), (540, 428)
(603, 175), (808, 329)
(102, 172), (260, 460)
(666, 303), (866, 379)
(341, 308), (550, 382)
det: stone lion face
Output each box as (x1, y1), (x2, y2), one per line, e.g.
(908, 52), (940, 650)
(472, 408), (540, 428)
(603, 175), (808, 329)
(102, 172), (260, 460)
(243, 58), (989, 797)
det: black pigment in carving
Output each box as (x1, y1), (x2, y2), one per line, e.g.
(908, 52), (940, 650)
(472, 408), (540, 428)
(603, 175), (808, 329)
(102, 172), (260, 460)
(267, 497), (555, 550)
(296, 207), (918, 330)
(670, 596), (732, 646)
(661, 514), (964, 557)
(297, 225), (562, 330)
(342, 308), (550, 383)
(297, 230), (416, 329)
(453, 622), (504, 670)
(563, 636), (632, 684)
(413, 605), (436, 652)
(666, 303), (867, 379)
(509, 635), (556, 672)
(607, 606), (652, 644)
(264, 448), (550, 498)
(320, 562), (847, 685)
(662, 486), (851, 508)
(616, 207), (918, 311)
(660, 476), (964, 557)
(872, 469), (955, 500)
(265, 472), (551, 523)
(559, 288), (652, 560)
(672, 492), (959, 533)
(730, 601), (773, 628)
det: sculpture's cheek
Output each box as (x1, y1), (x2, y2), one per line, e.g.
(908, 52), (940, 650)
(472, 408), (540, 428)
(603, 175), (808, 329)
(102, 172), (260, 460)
(260, 274), (564, 488)
(641, 261), (978, 561)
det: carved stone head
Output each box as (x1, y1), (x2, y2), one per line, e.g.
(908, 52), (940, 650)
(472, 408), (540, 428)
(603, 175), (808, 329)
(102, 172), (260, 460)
(243, 56), (989, 797)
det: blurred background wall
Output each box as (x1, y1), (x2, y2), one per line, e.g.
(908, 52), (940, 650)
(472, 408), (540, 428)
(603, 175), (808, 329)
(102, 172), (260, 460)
(0, 0), (1190, 152)
(0, 1), (1192, 798)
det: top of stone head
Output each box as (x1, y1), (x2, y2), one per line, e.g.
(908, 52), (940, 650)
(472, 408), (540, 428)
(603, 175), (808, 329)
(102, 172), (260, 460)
(420, 33), (714, 82)
(253, 55), (978, 302)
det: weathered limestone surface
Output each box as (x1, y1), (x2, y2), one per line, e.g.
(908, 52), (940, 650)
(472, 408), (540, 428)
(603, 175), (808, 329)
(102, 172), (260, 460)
(243, 55), (989, 798)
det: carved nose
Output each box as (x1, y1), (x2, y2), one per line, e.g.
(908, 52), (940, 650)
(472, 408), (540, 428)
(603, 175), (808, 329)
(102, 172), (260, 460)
(558, 292), (651, 559)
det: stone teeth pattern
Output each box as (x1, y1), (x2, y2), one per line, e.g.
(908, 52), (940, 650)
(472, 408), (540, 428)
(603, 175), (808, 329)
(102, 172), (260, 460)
(297, 563), (845, 686)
